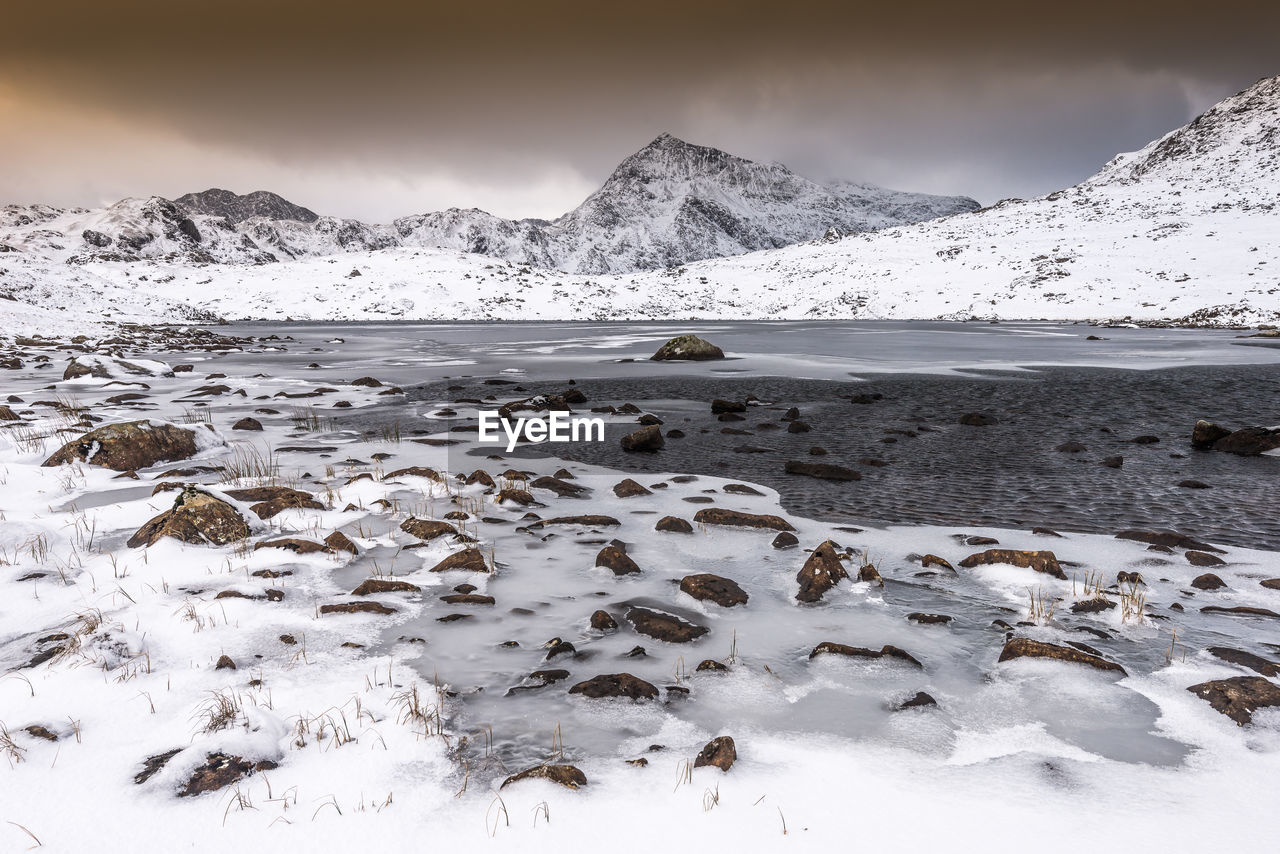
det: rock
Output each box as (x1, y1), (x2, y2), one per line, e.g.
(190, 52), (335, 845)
(898, 692), (938, 709)
(497, 488), (538, 506)
(965, 536), (999, 546)
(620, 424), (664, 452)
(0, 405), (20, 421)
(430, 549), (490, 573)
(858, 561), (883, 585)
(795, 541), (850, 603)
(178, 753), (273, 797)
(1070, 598), (1117, 614)
(253, 537), (330, 554)
(711, 399), (747, 414)
(324, 531), (358, 554)
(134, 748), (183, 785)
(723, 483), (765, 496)
(625, 607), (709, 643)
(998, 638), (1126, 674)
(785, 420), (811, 434)
(1187, 551), (1227, 568)
(568, 673), (660, 700)
(441, 593), (494, 605)
(225, 486), (325, 520)
(772, 531), (799, 549)
(400, 518), (458, 541)
(921, 554), (954, 571)
(501, 764), (587, 790)
(215, 655), (236, 670)
(784, 460), (860, 481)
(529, 476), (587, 497)
(1206, 647), (1279, 677)
(384, 466), (444, 482)
(351, 578), (420, 595)
(590, 610), (618, 630)
(613, 478), (652, 498)
(1115, 530), (1223, 553)
(1200, 606), (1280, 620)
(43, 420), (206, 472)
(693, 736), (736, 771)
(650, 335), (725, 361)
(596, 545), (641, 575)
(850, 393), (883, 405)
(1192, 420), (1280, 456)
(958, 549), (1066, 580)
(526, 515), (621, 528)
(1055, 441), (1087, 453)
(351, 376), (383, 387)
(655, 515), (694, 533)
(24, 725), (58, 741)
(1101, 455), (1124, 468)
(1186, 676), (1280, 725)
(693, 507), (794, 532)
(679, 573), (749, 607)
(127, 488), (249, 548)
(1178, 479), (1212, 489)
(907, 612), (953, 625)
(958, 413), (997, 426)
(320, 601), (396, 616)
(808, 445), (828, 456)
(1262, 579), (1280, 590)
(696, 659), (728, 672)
(809, 642), (922, 668)
(1191, 572), (1227, 589)
(231, 417), (262, 431)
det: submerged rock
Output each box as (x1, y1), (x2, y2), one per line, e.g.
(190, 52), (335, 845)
(784, 460), (861, 481)
(998, 637), (1126, 675)
(127, 488), (249, 548)
(795, 541), (850, 603)
(1190, 572), (1227, 589)
(1186, 676), (1280, 725)
(650, 334), (725, 361)
(43, 420), (209, 472)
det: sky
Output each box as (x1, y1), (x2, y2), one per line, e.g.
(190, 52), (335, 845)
(1, 1), (1276, 221)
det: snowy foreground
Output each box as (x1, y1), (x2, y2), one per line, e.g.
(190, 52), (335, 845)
(2, 336), (1279, 852)
(3, 77), (1280, 335)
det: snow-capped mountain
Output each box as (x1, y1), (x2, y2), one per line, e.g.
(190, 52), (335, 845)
(0, 135), (978, 274)
(1, 77), (1277, 333)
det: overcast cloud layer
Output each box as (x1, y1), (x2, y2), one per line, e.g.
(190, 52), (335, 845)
(1, 1), (1276, 220)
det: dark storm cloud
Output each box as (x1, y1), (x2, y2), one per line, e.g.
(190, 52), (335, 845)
(0, 1), (1276, 218)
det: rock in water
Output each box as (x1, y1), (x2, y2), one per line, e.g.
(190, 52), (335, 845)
(626, 607), (709, 642)
(501, 764), (588, 790)
(693, 507), (794, 531)
(998, 637), (1126, 675)
(1186, 676), (1280, 725)
(620, 425), (664, 452)
(127, 488), (250, 548)
(43, 420), (209, 472)
(596, 545), (641, 575)
(568, 673), (660, 700)
(655, 515), (694, 533)
(795, 540), (850, 602)
(650, 335), (725, 361)
(694, 736), (737, 771)
(784, 460), (861, 481)
(679, 573), (749, 607)
(958, 549), (1067, 580)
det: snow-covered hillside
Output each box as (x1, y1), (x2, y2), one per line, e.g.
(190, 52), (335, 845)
(1, 77), (1278, 333)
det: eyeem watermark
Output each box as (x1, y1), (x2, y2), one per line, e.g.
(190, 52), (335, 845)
(478, 410), (605, 452)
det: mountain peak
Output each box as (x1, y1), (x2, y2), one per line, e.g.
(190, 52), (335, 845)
(174, 188), (319, 224)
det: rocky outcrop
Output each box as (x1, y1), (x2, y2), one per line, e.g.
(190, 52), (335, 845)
(651, 335), (725, 361)
(43, 420), (209, 472)
(795, 541), (850, 603)
(998, 638), (1126, 675)
(958, 549), (1066, 580)
(127, 488), (249, 548)
(679, 573), (749, 607)
(596, 545), (641, 575)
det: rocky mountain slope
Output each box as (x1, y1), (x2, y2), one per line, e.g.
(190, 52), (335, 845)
(1, 78), (1277, 332)
(0, 135), (978, 274)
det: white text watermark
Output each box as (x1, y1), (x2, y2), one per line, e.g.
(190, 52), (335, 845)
(477, 410), (605, 452)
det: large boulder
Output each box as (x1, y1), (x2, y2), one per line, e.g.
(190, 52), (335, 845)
(43, 420), (210, 472)
(958, 549), (1066, 580)
(795, 541), (850, 603)
(1186, 676), (1280, 725)
(127, 488), (249, 548)
(650, 335), (725, 361)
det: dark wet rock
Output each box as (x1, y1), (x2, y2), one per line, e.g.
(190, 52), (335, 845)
(127, 488), (249, 548)
(694, 507), (794, 532)
(529, 475), (587, 497)
(1101, 455), (1124, 468)
(613, 478), (652, 498)
(24, 724), (58, 741)
(351, 376), (383, 387)
(231, 417), (262, 431)
(1191, 572), (1227, 589)
(1207, 647), (1280, 677)
(808, 446), (828, 456)
(568, 673), (660, 700)
(651, 335), (725, 361)
(1115, 529), (1223, 553)
(680, 573), (749, 607)
(1187, 552), (1227, 568)
(501, 763), (587, 789)
(1055, 441), (1087, 453)
(320, 601), (396, 615)
(897, 692), (938, 710)
(998, 638), (1126, 674)
(0, 405), (21, 421)
(626, 607), (709, 643)
(850, 393), (883, 405)
(711, 399), (747, 414)
(1178, 479), (1212, 490)
(506, 670), (571, 696)
(921, 554), (954, 571)
(527, 515), (621, 528)
(590, 609), (619, 630)
(624, 646), (647, 658)
(620, 424), (664, 452)
(772, 531), (799, 549)
(352, 578), (420, 595)
(958, 548), (1065, 579)
(723, 483), (765, 496)
(178, 753), (277, 797)
(43, 420), (205, 471)
(858, 561), (884, 585)
(430, 548), (490, 573)
(1200, 605), (1280, 620)
(437, 613), (473, 623)
(694, 736), (736, 771)
(696, 659), (729, 672)
(907, 612), (953, 625)
(400, 518), (458, 541)
(958, 413), (997, 426)
(784, 460), (860, 481)
(809, 642), (923, 668)
(1195, 423), (1280, 456)
(596, 545), (641, 576)
(655, 515), (694, 533)
(796, 541), (850, 602)
(1070, 598), (1117, 614)
(666, 429), (686, 439)
(1117, 570), (1145, 585)
(1186, 676), (1280, 725)
(441, 593), (494, 605)
(785, 420), (811, 434)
